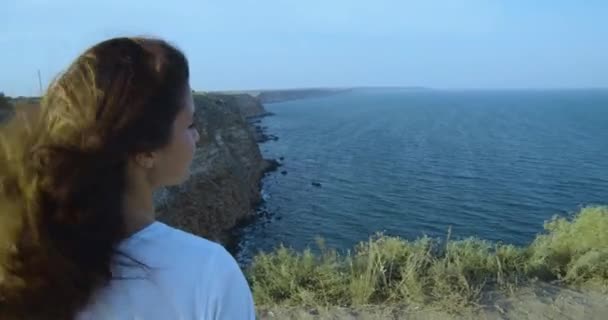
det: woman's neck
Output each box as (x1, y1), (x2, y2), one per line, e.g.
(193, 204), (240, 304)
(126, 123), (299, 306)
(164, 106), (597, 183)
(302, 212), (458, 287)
(123, 177), (156, 237)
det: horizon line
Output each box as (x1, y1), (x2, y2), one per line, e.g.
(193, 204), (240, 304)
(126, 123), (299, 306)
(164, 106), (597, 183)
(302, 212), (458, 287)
(5, 86), (608, 99)
(199, 86), (608, 93)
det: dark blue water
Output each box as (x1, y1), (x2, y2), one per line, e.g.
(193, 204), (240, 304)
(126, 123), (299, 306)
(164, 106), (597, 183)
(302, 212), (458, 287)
(236, 89), (608, 262)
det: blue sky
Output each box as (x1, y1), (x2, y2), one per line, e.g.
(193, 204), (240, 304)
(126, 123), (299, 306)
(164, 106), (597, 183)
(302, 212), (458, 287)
(1, 0), (607, 96)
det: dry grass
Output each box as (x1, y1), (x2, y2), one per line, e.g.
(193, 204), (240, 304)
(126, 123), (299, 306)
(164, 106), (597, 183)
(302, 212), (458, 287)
(247, 206), (608, 314)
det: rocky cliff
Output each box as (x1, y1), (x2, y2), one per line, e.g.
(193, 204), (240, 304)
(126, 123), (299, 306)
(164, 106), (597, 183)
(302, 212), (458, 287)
(257, 88), (351, 104)
(155, 93), (275, 245)
(206, 93), (270, 118)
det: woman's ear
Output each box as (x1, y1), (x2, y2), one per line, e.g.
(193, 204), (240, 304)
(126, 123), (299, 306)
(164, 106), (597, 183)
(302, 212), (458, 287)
(134, 152), (156, 169)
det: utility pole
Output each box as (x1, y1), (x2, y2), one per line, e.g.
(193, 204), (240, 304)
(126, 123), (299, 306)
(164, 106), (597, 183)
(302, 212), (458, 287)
(37, 69), (43, 95)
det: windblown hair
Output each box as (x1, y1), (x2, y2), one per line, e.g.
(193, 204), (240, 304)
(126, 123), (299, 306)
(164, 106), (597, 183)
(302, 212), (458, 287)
(0, 37), (189, 319)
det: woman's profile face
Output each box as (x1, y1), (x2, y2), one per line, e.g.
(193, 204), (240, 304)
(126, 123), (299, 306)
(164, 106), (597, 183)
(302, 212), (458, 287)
(152, 85), (200, 186)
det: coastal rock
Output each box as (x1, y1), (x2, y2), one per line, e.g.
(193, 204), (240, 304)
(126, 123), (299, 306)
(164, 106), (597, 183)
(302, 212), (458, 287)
(262, 159), (281, 174)
(251, 124), (279, 143)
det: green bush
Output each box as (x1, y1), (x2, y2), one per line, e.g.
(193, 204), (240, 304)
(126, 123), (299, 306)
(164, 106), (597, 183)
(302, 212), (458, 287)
(0, 92), (12, 111)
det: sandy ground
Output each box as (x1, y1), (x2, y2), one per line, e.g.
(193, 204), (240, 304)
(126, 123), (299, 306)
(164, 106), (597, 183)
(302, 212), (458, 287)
(257, 284), (608, 319)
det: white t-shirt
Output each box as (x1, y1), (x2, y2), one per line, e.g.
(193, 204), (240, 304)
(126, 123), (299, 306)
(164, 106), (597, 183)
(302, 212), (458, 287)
(77, 221), (256, 320)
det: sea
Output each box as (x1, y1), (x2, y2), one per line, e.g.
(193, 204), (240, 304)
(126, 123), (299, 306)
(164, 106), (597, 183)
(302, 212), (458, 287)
(234, 89), (608, 263)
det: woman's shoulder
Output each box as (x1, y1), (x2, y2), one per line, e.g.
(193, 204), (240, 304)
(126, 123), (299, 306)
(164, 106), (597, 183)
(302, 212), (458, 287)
(120, 222), (255, 318)
(155, 222), (229, 262)
(119, 221), (229, 269)
(155, 223), (249, 296)
(159, 222), (222, 250)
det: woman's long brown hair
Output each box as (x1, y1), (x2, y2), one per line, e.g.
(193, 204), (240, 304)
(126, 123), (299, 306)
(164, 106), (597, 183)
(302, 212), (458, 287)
(0, 37), (189, 319)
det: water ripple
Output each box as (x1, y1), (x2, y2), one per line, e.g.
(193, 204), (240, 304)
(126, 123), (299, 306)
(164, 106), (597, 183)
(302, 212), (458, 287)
(235, 90), (608, 263)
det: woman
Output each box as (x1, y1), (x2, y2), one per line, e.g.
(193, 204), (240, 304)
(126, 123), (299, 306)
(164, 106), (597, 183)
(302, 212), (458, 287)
(0, 37), (256, 319)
